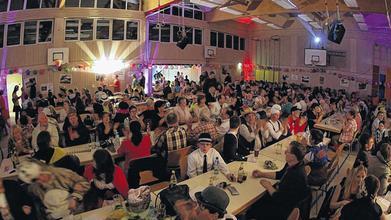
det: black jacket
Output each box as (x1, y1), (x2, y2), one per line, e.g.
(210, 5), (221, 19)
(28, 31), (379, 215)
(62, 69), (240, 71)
(64, 123), (90, 146)
(223, 133), (246, 163)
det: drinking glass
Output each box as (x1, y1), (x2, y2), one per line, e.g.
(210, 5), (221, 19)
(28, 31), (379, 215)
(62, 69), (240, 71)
(112, 194), (123, 210)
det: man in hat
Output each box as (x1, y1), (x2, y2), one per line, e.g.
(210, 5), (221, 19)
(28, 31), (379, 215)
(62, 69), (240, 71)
(195, 186), (236, 220)
(287, 103), (307, 135)
(187, 133), (233, 179)
(31, 111), (59, 150)
(266, 105), (287, 145)
(238, 108), (261, 155)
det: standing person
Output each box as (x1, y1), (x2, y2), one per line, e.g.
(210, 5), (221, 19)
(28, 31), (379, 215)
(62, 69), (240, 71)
(139, 73), (145, 88)
(110, 75), (121, 93)
(12, 85), (21, 124)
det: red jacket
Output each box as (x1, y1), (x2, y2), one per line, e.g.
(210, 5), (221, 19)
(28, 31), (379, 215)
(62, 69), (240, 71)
(84, 164), (129, 198)
(117, 134), (152, 169)
(287, 116), (307, 134)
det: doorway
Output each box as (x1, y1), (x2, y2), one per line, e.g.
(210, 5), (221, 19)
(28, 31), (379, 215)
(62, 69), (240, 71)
(6, 74), (23, 120)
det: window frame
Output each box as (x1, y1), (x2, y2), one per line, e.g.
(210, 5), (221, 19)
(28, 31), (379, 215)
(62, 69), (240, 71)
(6, 22), (23, 47)
(210, 31), (217, 47)
(95, 19), (111, 40)
(194, 28), (202, 45)
(79, 18), (94, 41)
(125, 20), (139, 41)
(240, 37), (245, 50)
(0, 24), (4, 48)
(37, 19), (53, 44)
(23, 20), (38, 45)
(64, 19), (80, 41)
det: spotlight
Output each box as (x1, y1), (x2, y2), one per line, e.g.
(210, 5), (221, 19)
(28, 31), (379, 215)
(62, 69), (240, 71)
(314, 37), (321, 44)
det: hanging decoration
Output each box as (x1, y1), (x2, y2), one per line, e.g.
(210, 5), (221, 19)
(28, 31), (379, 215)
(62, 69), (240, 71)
(242, 53), (254, 81)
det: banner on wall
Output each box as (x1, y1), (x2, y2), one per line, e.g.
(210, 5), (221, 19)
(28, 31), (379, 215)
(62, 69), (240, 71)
(320, 76), (325, 85)
(23, 76), (37, 88)
(59, 74), (72, 84)
(302, 76), (310, 83)
(40, 83), (53, 93)
(340, 78), (349, 87)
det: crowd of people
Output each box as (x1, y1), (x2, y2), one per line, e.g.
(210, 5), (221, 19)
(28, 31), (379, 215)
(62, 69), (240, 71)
(0, 70), (390, 219)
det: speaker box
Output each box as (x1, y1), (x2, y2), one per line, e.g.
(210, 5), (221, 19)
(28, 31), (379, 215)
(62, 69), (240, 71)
(328, 21), (345, 44)
(176, 35), (189, 50)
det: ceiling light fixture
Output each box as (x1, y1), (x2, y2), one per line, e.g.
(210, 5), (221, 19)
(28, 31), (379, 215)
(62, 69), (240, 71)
(343, 0), (358, 8)
(352, 13), (365, 23)
(252, 17), (267, 24)
(219, 7), (244, 15)
(309, 22), (322, 29)
(190, 0), (220, 8)
(267, 23), (283, 29)
(298, 14), (313, 22)
(272, 0), (297, 9)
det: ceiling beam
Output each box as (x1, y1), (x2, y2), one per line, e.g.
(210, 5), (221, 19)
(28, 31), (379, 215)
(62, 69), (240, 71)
(205, 0), (388, 22)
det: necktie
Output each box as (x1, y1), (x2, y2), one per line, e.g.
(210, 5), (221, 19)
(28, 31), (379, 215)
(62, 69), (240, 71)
(203, 155), (208, 173)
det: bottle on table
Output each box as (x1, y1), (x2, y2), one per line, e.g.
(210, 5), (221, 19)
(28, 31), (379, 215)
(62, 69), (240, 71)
(114, 130), (120, 149)
(169, 170), (177, 188)
(213, 157), (219, 175)
(237, 162), (245, 183)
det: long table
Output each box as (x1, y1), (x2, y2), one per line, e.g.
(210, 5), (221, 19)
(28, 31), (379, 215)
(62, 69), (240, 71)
(76, 135), (331, 219)
(314, 113), (344, 134)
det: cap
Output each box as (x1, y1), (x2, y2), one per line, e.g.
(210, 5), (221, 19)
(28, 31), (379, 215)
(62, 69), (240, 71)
(195, 186), (229, 216)
(198, 133), (212, 144)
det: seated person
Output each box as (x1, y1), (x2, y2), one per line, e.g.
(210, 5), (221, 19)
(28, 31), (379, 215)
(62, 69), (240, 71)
(96, 112), (115, 142)
(187, 133), (234, 179)
(118, 121), (152, 170)
(64, 110), (90, 146)
(223, 116), (246, 163)
(140, 100), (166, 131)
(173, 97), (193, 125)
(19, 114), (34, 140)
(194, 186), (237, 220)
(0, 179), (38, 220)
(31, 112), (59, 150)
(188, 111), (218, 145)
(266, 106), (287, 145)
(17, 159), (90, 214)
(340, 175), (387, 220)
(287, 104), (307, 135)
(113, 101), (130, 133)
(306, 103), (324, 129)
(33, 131), (66, 165)
(332, 110), (358, 150)
(354, 133), (374, 168)
(368, 143), (391, 196)
(154, 113), (187, 152)
(374, 120), (388, 147)
(84, 149), (129, 209)
(7, 125), (33, 157)
(238, 109), (261, 155)
(216, 107), (233, 138)
(124, 105), (145, 130)
(249, 141), (310, 220)
(304, 129), (329, 186)
(329, 165), (367, 219)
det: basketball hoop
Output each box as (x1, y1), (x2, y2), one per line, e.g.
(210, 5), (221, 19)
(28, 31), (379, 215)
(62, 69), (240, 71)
(311, 60), (319, 67)
(53, 59), (62, 68)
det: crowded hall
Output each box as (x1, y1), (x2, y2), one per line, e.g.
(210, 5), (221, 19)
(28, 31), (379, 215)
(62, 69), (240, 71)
(1, 0), (391, 219)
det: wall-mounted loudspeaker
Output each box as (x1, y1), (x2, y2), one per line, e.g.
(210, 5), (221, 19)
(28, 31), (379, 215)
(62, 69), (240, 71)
(328, 21), (345, 44)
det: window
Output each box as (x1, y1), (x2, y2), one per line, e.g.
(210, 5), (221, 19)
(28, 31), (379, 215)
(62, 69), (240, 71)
(210, 31), (217, 47)
(26, 0), (40, 9)
(126, 21), (138, 40)
(10, 0), (24, 10)
(173, 25), (181, 42)
(240, 37), (245, 50)
(161, 7), (170, 14)
(65, 19), (79, 40)
(96, 19), (110, 39)
(160, 24), (170, 42)
(38, 20), (52, 42)
(41, 0), (57, 8)
(97, 0), (111, 8)
(194, 29), (202, 45)
(7, 23), (21, 46)
(217, 32), (224, 48)
(80, 19), (93, 41)
(194, 10), (203, 20)
(23, 21), (37, 45)
(127, 0), (139, 10)
(80, 0), (94, 7)
(0, 25), (4, 48)
(0, 0), (8, 12)
(184, 8), (193, 18)
(233, 35), (239, 50)
(112, 20), (125, 40)
(226, 34), (232, 48)
(113, 0), (125, 9)
(186, 27), (193, 44)
(148, 23), (159, 41)
(65, 0), (79, 7)
(172, 6), (182, 16)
